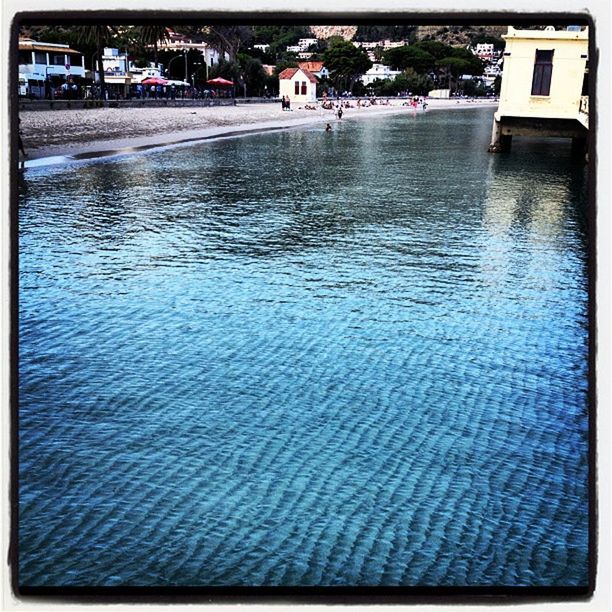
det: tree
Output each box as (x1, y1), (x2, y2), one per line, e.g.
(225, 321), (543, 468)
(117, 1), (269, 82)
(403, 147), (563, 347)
(237, 53), (268, 96)
(354, 25), (417, 43)
(138, 25), (170, 65)
(323, 39), (372, 93)
(383, 45), (435, 73)
(75, 25), (117, 100)
(412, 40), (450, 60)
(469, 34), (505, 51)
(201, 26), (254, 61)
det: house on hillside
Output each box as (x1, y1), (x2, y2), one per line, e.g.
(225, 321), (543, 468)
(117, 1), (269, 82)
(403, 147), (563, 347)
(489, 26), (589, 153)
(361, 63), (402, 86)
(278, 67), (317, 102)
(297, 61), (329, 79)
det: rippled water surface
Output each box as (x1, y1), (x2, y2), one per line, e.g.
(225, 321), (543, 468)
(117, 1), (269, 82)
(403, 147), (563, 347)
(19, 108), (589, 587)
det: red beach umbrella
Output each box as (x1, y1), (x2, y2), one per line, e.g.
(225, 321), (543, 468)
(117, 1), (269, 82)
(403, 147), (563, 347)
(207, 77), (235, 86)
(141, 76), (168, 86)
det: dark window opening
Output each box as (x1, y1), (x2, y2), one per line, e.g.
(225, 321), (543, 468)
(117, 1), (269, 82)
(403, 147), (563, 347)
(294, 81), (299, 95)
(581, 71), (589, 96)
(301, 81), (307, 95)
(531, 49), (554, 96)
(34, 52), (47, 64)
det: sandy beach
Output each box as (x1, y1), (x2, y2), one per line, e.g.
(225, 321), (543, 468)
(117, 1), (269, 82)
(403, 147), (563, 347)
(19, 98), (498, 161)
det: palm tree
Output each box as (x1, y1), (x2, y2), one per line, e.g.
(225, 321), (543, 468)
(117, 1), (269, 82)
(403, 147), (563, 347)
(75, 25), (116, 101)
(200, 26), (253, 62)
(138, 25), (170, 66)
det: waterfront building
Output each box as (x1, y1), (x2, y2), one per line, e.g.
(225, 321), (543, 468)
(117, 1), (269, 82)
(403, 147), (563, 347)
(278, 66), (317, 102)
(489, 26), (588, 152)
(361, 63), (401, 86)
(18, 38), (85, 98)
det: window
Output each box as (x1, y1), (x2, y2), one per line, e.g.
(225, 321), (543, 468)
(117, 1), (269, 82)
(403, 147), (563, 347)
(301, 81), (307, 95)
(34, 52), (47, 65)
(18, 51), (32, 64)
(294, 80), (300, 95)
(52, 54), (65, 65)
(531, 49), (554, 96)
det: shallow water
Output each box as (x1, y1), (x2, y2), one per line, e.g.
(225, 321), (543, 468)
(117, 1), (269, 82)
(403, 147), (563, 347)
(18, 108), (589, 587)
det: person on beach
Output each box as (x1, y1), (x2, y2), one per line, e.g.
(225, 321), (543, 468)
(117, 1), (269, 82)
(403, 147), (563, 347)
(337, 107), (343, 120)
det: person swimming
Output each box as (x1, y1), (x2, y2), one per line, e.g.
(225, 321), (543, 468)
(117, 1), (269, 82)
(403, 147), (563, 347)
(325, 123), (332, 132)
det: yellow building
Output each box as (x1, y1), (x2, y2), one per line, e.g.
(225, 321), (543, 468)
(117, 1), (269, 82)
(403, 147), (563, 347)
(489, 26), (588, 152)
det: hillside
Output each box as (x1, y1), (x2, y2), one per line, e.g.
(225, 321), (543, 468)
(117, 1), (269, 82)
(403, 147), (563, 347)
(308, 24), (508, 46)
(309, 25), (358, 40)
(414, 25), (508, 46)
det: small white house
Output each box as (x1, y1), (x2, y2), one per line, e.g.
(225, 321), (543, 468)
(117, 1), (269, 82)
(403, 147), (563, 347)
(361, 63), (401, 86)
(278, 67), (317, 102)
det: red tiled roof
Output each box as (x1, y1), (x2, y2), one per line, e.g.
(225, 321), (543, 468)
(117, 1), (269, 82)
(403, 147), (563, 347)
(278, 67), (317, 83)
(298, 61), (324, 73)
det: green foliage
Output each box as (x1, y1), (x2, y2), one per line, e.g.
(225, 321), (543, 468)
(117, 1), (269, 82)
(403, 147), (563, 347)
(366, 68), (433, 96)
(200, 26), (254, 60)
(459, 78), (488, 97)
(323, 39), (372, 91)
(237, 53), (268, 96)
(209, 59), (241, 82)
(252, 26), (310, 60)
(274, 57), (299, 75)
(493, 75), (502, 95)
(354, 25), (417, 43)
(412, 40), (449, 60)
(469, 33), (505, 51)
(383, 46), (435, 72)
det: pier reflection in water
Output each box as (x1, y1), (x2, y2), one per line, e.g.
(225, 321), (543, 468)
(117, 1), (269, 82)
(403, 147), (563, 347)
(19, 108), (589, 587)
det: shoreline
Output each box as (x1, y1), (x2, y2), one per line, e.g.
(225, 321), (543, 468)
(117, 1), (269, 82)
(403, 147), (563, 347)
(20, 99), (498, 164)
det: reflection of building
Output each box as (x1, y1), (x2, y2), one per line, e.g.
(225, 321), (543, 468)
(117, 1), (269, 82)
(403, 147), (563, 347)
(489, 26), (588, 153)
(278, 67), (317, 102)
(18, 38), (85, 97)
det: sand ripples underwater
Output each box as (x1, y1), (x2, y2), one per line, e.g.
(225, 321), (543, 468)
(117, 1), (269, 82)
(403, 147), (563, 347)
(18, 109), (589, 587)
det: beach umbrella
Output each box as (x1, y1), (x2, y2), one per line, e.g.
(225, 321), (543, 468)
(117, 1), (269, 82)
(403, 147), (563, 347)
(141, 76), (168, 86)
(207, 77), (235, 86)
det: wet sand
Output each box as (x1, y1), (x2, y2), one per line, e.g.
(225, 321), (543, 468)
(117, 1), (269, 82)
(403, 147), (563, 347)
(19, 99), (498, 161)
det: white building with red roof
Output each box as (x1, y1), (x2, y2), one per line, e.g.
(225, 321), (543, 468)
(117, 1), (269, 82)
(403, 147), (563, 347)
(278, 66), (317, 102)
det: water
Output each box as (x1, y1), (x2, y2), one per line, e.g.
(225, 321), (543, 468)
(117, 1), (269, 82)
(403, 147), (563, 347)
(18, 108), (589, 587)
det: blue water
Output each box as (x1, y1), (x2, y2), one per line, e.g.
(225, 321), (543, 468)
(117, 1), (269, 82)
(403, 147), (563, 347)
(18, 108), (589, 587)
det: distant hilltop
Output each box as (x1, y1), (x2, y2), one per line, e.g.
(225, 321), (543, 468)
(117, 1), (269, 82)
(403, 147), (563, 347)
(414, 25), (508, 45)
(308, 24), (508, 46)
(309, 25), (358, 40)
